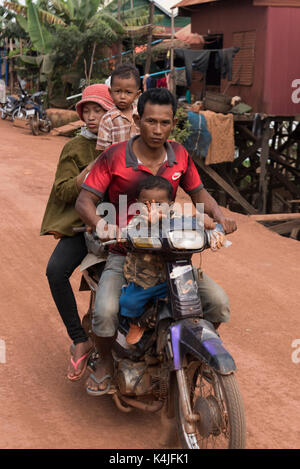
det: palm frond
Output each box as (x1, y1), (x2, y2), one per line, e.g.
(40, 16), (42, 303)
(38, 8), (66, 25)
(48, 0), (74, 20)
(4, 1), (26, 16)
(88, 12), (124, 34)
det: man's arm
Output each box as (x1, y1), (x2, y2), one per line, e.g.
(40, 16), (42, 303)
(75, 189), (101, 230)
(75, 189), (120, 240)
(191, 188), (237, 234)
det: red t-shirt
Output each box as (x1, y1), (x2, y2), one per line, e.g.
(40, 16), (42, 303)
(83, 136), (203, 229)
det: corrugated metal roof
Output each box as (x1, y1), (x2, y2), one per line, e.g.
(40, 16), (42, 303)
(173, 0), (218, 8)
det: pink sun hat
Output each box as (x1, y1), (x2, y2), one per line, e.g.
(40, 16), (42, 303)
(76, 84), (114, 120)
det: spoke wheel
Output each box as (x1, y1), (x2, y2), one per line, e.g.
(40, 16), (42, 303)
(175, 362), (246, 449)
(12, 108), (26, 120)
(30, 115), (40, 136)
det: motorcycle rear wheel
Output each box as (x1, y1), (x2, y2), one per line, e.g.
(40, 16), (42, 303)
(175, 362), (246, 449)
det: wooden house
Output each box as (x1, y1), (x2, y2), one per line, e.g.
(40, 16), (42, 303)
(174, 0), (300, 116)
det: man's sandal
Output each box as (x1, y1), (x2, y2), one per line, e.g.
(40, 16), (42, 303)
(67, 348), (93, 382)
(86, 373), (112, 396)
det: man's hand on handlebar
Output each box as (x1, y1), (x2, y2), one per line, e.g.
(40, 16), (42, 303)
(96, 218), (122, 242)
(218, 217), (237, 235)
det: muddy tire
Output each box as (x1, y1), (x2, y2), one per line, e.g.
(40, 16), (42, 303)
(175, 363), (246, 449)
(30, 115), (40, 136)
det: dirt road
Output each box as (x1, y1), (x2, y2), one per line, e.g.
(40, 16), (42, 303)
(0, 119), (299, 449)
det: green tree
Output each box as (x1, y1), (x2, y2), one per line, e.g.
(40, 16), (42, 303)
(3, 0), (125, 100)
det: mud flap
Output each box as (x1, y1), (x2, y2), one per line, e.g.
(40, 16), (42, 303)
(168, 318), (236, 375)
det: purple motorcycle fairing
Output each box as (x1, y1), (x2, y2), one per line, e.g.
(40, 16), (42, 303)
(169, 318), (236, 375)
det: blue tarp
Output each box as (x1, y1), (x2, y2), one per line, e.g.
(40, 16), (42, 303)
(184, 111), (211, 159)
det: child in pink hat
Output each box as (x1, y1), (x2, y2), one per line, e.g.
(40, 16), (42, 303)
(41, 84), (114, 382)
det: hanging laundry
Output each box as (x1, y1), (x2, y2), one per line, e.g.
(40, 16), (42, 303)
(175, 49), (211, 87)
(184, 111), (212, 159)
(215, 46), (240, 81)
(175, 68), (187, 87)
(156, 77), (168, 88)
(199, 110), (235, 165)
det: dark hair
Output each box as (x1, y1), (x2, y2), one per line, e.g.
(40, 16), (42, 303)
(110, 63), (140, 88)
(137, 175), (173, 201)
(137, 88), (177, 118)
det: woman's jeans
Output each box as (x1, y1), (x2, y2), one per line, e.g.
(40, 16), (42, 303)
(92, 253), (230, 338)
(46, 234), (88, 345)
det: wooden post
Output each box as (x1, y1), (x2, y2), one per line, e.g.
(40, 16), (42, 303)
(145, 1), (154, 75)
(9, 38), (14, 94)
(259, 120), (271, 214)
(169, 7), (175, 95)
(116, 0), (122, 65)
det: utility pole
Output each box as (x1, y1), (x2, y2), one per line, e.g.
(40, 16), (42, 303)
(145, 0), (154, 75)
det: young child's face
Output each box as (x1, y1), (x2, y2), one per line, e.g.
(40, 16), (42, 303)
(82, 102), (105, 133)
(138, 187), (171, 206)
(110, 75), (140, 112)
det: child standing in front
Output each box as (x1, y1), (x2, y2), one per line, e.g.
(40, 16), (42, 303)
(96, 63), (141, 151)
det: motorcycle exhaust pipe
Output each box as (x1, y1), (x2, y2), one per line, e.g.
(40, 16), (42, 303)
(118, 395), (164, 413)
(112, 394), (133, 413)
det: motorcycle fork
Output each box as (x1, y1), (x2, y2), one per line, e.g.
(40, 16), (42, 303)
(176, 368), (200, 434)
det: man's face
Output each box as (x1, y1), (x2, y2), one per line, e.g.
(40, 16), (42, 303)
(136, 102), (175, 149)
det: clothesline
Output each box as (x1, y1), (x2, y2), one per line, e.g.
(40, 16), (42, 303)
(140, 66), (186, 79)
(66, 66), (187, 100)
(94, 39), (163, 64)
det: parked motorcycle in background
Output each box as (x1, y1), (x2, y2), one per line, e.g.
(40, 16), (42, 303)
(0, 77), (51, 134)
(26, 91), (52, 135)
(0, 89), (31, 121)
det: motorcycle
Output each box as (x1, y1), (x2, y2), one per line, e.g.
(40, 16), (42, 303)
(26, 91), (52, 135)
(0, 92), (30, 121)
(77, 217), (246, 449)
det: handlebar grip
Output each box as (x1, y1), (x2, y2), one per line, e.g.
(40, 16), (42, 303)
(72, 227), (87, 233)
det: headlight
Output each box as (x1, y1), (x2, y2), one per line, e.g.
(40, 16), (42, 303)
(168, 230), (204, 250)
(132, 237), (162, 249)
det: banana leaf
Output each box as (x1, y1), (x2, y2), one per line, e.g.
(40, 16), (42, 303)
(27, 1), (53, 54)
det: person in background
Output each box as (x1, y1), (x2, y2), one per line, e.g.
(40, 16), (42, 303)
(96, 63), (141, 151)
(40, 84), (114, 382)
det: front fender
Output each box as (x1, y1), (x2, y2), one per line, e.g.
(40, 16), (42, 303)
(168, 318), (236, 375)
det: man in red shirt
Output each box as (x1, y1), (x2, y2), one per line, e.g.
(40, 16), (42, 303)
(75, 88), (237, 395)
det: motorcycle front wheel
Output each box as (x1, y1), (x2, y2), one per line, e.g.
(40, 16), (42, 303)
(29, 115), (40, 136)
(12, 107), (26, 120)
(40, 116), (52, 133)
(175, 362), (246, 449)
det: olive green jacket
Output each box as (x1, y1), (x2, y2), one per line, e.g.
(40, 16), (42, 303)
(40, 135), (99, 237)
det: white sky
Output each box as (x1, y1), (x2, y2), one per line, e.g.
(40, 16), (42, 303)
(0, 0), (179, 15)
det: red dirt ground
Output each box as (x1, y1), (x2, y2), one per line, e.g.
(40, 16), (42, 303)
(0, 119), (299, 449)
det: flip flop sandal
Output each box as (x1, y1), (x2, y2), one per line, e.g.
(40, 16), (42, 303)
(86, 373), (112, 396)
(67, 348), (93, 382)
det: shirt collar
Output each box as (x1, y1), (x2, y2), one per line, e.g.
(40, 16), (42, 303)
(110, 105), (137, 122)
(125, 136), (177, 170)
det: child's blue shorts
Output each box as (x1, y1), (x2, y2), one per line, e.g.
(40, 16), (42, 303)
(120, 281), (167, 318)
